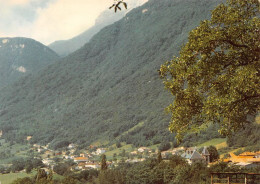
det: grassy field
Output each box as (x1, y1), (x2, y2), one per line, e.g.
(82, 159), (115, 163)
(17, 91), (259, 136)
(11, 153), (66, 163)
(0, 171), (36, 184)
(105, 144), (134, 160)
(0, 140), (29, 164)
(215, 141), (228, 149)
(197, 138), (227, 148)
(0, 170), (63, 184)
(120, 121), (145, 137)
(91, 139), (110, 147)
(148, 144), (159, 150)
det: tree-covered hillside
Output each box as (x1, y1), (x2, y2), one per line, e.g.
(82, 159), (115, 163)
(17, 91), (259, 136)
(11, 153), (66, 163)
(0, 37), (59, 88)
(0, 0), (223, 148)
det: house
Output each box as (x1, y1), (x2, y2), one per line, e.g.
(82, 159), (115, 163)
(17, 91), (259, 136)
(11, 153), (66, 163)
(38, 148), (44, 153)
(172, 147), (185, 151)
(80, 153), (87, 157)
(68, 143), (76, 149)
(96, 148), (106, 155)
(181, 147), (208, 164)
(130, 151), (138, 155)
(161, 149), (177, 156)
(161, 150), (175, 159)
(74, 157), (88, 163)
(64, 155), (73, 159)
(126, 158), (145, 163)
(201, 147), (210, 164)
(223, 152), (260, 167)
(55, 151), (62, 156)
(89, 145), (96, 149)
(239, 152), (260, 158)
(85, 163), (100, 169)
(256, 152), (260, 158)
(138, 147), (149, 153)
(26, 136), (32, 141)
(76, 162), (86, 170)
(33, 144), (41, 148)
(45, 150), (53, 155)
(42, 159), (54, 166)
(43, 144), (50, 149)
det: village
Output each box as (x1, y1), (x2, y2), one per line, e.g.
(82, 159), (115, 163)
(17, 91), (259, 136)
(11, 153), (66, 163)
(29, 140), (260, 173)
(0, 133), (260, 175)
(0, 133), (260, 184)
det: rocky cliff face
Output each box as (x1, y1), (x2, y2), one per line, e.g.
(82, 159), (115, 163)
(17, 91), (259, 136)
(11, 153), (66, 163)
(0, 37), (59, 88)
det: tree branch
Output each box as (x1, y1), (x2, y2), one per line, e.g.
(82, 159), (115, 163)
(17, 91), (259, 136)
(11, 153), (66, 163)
(222, 39), (249, 48)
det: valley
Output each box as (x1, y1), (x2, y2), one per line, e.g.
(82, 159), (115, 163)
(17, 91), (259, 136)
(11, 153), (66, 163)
(0, 0), (259, 183)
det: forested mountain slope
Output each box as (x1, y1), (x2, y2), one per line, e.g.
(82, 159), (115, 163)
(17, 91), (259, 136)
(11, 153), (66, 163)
(0, 37), (59, 88)
(0, 0), (222, 148)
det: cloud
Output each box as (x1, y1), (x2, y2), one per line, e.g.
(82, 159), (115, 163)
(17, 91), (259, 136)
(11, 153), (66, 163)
(3, 0), (31, 6)
(0, 0), (148, 45)
(0, 0), (52, 38)
(31, 0), (111, 44)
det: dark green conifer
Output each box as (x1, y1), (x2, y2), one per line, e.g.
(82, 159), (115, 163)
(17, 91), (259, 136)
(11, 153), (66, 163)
(101, 154), (108, 170)
(157, 150), (162, 163)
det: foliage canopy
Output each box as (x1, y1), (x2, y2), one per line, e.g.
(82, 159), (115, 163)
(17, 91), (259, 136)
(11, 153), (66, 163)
(160, 0), (260, 141)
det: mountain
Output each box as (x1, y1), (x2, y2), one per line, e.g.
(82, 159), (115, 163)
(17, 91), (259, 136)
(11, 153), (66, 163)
(48, 0), (148, 57)
(0, 37), (59, 88)
(0, 0), (222, 148)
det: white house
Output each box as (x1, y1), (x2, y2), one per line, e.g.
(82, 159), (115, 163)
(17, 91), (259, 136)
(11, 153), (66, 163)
(181, 147), (210, 165)
(42, 159), (53, 166)
(96, 148), (106, 155)
(64, 155), (73, 159)
(138, 147), (149, 153)
(68, 143), (76, 149)
(85, 163), (100, 169)
(38, 148), (44, 153)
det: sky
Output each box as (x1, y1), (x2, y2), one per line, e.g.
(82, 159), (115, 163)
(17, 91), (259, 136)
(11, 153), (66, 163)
(0, 0), (119, 45)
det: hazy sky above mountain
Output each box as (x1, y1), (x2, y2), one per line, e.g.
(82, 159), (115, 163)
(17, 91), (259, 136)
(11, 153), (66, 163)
(0, 0), (146, 45)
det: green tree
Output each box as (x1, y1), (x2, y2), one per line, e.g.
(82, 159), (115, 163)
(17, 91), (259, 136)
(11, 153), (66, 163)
(47, 169), (53, 182)
(25, 162), (33, 174)
(11, 177), (33, 184)
(121, 149), (126, 157)
(113, 153), (117, 162)
(11, 158), (25, 172)
(101, 154), (108, 170)
(53, 163), (70, 176)
(32, 158), (44, 168)
(157, 150), (162, 163)
(60, 176), (78, 184)
(159, 0), (260, 141)
(208, 145), (219, 162)
(36, 169), (47, 182)
(116, 141), (122, 148)
(159, 141), (171, 151)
